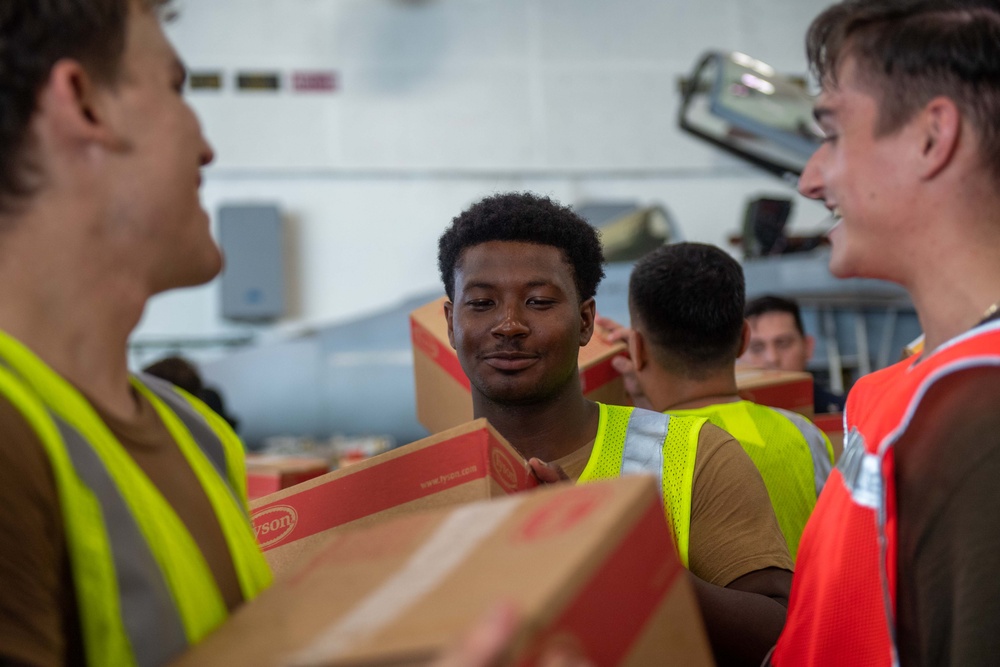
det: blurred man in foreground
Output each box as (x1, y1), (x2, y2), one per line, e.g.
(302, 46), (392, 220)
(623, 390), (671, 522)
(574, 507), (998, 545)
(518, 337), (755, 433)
(769, 1), (1000, 664)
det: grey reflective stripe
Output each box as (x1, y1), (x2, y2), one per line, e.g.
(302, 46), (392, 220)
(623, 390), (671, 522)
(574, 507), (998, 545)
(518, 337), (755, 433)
(137, 373), (228, 483)
(774, 407), (835, 498)
(53, 418), (188, 667)
(621, 408), (671, 499)
(137, 374), (246, 519)
(836, 427), (882, 510)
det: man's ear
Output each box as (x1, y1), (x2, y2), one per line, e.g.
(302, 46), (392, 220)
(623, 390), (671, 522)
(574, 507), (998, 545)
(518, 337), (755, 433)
(917, 96), (961, 180)
(630, 328), (648, 372)
(738, 320), (751, 357)
(36, 59), (119, 150)
(805, 333), (816, 361)
(579, 297), (596, 347)
(444, 300), (456, 350)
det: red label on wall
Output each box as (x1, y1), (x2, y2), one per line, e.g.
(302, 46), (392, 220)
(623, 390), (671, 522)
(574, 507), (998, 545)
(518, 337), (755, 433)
(292, 71), (338, 92)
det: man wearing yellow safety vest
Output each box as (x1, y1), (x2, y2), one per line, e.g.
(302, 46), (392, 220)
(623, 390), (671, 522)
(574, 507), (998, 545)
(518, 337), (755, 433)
(598, 242), (834, 560)
(437, 191), (794, 667)
(0, 1), (276, 664)
(0, 4), (594, 667)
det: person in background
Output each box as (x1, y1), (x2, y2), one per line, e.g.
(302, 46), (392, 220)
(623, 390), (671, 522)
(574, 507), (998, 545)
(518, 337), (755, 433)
(438, 191), (793, 667)
(768, 1), (1000, 664)
(610, 242), (833, 560)
(741, 295), (846, 414)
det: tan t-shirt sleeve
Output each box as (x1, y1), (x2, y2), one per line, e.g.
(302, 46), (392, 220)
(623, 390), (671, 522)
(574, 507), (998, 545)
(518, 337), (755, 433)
(0, 397), (80, 666)
(687, 422), (794, 587)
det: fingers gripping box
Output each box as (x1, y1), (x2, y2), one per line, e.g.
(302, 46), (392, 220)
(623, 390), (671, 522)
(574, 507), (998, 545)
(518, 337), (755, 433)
(249, 419), (539, 575)
(179, 477), (714, 666)
(411, 296), (629, 435)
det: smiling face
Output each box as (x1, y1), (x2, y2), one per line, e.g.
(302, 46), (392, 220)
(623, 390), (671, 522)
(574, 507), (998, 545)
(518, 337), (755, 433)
(445, 240), (595, 408)
(798, 57), (919, 281)
(102, 3), (220, 293)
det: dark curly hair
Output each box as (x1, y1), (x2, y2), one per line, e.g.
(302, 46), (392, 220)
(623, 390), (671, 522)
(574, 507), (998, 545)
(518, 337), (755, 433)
(0, 0), (172, 212)
(629, 243), (745, 375)
(437, 192), (606, 302)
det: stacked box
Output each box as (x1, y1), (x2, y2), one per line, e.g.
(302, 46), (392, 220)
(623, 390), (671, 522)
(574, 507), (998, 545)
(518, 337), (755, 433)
(249, 419), (538, 575)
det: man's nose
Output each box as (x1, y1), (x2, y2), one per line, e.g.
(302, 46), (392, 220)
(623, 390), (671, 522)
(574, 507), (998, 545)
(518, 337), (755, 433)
(798, 144), (826, 201)
(491, 306), (529, 337)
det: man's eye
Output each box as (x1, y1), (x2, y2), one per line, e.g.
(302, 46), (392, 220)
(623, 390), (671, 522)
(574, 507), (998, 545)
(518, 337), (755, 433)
(467, 300), (492, 309)
(527, 298), (555, 307)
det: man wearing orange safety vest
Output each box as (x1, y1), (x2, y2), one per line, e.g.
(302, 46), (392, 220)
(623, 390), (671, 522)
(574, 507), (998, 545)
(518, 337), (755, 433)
(768, 1), (1000, 664)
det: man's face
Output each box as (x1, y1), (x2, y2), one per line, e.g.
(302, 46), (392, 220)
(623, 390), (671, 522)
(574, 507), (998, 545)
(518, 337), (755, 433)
(444, 240), (595, 407)
(101, 5), (220, 293)
(798, 57), (918, 280)
(742, 312), (813, 372)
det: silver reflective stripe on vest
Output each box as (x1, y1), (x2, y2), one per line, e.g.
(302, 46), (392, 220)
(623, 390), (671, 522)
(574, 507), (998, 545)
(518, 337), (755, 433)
(137, 373), (228, 482)
(775, 407), (835, 498)
(53, 418), (188, 667)
(621, 408), (671, 499)
(837, 427), (881, 510)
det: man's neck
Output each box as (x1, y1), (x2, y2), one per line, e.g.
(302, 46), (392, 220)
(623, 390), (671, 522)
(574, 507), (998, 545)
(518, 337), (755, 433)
(906, 228), (1000, 355)
(644, 365), (741, 413)
(896, 178), (1000, 355)
(472, 389), (600, 463)
(0, 211), (149, 420)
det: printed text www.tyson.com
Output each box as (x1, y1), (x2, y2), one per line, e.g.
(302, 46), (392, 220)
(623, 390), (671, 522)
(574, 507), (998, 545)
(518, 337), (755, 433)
(420, 465), (477, 489)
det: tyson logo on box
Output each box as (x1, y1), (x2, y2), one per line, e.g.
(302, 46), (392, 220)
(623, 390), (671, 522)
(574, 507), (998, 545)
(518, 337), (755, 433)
(251, 505), (298, 549)
(491, 446), (520, 493)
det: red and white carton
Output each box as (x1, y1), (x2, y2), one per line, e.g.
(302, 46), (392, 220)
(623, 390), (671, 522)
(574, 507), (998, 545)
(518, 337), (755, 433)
(249, 419), (538, 575)
(245, 455), (329, 501)
(178, 476), (714, 666)
(410, 296), (629, 435)
(736, 366), (815, 418)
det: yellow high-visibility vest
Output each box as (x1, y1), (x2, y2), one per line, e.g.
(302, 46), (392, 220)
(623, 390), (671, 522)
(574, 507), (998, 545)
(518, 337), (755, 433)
(0, 331), (272, 667)
(579, 403), (702, 567)
(668, 400), (834, 559)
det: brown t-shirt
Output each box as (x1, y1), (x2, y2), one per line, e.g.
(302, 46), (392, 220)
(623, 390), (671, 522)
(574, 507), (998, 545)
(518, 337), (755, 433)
(0, 387), (244, 666)
(554, 420), (793, 587)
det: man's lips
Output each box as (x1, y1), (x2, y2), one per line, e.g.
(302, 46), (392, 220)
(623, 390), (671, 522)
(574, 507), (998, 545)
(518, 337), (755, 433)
(481, 351), (539, 371)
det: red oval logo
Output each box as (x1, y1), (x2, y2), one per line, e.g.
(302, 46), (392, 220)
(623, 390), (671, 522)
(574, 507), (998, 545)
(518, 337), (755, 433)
(250, 504), (298, 549)
(491, 447), (520, 492)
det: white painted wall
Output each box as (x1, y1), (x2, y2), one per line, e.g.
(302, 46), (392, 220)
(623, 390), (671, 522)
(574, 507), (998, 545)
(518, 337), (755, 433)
(134, 0), (831, 351)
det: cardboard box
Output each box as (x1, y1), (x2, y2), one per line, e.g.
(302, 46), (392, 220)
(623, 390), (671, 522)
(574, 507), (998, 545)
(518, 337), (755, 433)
(245, 455), (330, 501)
(250, 419), (539, 575)
(411, 296), (630, 435)
(179, 477), (713, 666)
(736, 367), (815, 418)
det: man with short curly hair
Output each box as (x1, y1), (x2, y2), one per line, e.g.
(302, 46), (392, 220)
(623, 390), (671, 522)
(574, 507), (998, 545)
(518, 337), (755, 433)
(439, 191), (795, 666)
